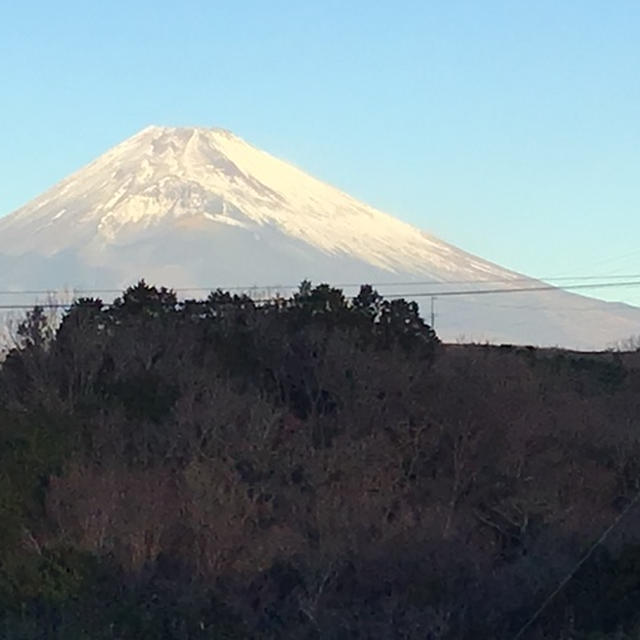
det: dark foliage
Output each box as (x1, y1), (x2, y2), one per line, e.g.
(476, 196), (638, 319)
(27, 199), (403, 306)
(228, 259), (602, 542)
(1, 281), (639, 638)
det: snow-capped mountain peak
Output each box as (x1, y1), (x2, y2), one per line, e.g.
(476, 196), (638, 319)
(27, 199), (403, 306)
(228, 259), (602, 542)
(1, 126), (507, 280)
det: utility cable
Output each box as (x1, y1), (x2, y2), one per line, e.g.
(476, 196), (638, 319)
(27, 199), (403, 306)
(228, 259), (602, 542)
(1, 280), (640, 311)
(512, 487), (640, 640)
(1, 274), (640, 297)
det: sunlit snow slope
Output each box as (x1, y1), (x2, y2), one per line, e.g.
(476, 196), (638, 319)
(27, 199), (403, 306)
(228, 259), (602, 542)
(0, 125), (638, 349)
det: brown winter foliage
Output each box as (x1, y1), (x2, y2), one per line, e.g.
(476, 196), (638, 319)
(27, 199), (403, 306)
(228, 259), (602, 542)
(1, 281), (640, 639)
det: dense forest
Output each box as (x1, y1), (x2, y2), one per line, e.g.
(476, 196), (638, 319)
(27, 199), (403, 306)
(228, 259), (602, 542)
(1, 280), (640, 639)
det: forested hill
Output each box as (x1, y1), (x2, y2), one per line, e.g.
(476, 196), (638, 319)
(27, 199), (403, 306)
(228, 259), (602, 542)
(1, 281), (640, 639)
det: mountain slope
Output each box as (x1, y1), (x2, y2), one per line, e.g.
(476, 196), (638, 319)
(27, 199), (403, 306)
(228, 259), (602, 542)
(0, 125), (638, 349)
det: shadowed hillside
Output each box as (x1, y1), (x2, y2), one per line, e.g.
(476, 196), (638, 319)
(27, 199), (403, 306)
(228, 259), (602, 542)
(1, 281), (640, 639)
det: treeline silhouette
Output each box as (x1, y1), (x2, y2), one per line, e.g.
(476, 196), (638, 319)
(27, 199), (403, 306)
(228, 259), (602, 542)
(1, 280), (639, 638)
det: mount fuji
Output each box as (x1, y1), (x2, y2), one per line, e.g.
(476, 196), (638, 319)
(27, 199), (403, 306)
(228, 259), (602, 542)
(0, 125), (638, 349)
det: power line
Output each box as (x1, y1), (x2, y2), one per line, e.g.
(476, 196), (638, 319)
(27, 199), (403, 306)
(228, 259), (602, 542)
(383, 279), (640, 299)
(1, 273), (640, 297)
(512, 486), (640, 640)
(0, 279), (640, 312)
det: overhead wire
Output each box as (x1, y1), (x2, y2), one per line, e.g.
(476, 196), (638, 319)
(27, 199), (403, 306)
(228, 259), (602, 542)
(512, 486), (640, 640)
(1, 273), (640, 298)
(0, 279), (640, 311)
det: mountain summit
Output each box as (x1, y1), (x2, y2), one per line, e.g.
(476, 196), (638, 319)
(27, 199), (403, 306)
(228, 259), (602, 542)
(0, 126), (506, 280)
(0, 125), (638, 348)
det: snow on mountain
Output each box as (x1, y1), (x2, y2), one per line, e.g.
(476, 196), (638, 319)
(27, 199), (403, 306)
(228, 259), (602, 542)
(0, 125), (638, 349)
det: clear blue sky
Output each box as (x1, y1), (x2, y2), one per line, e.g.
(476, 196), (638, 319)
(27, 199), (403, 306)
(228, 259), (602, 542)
(1, 1), (639, 303)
